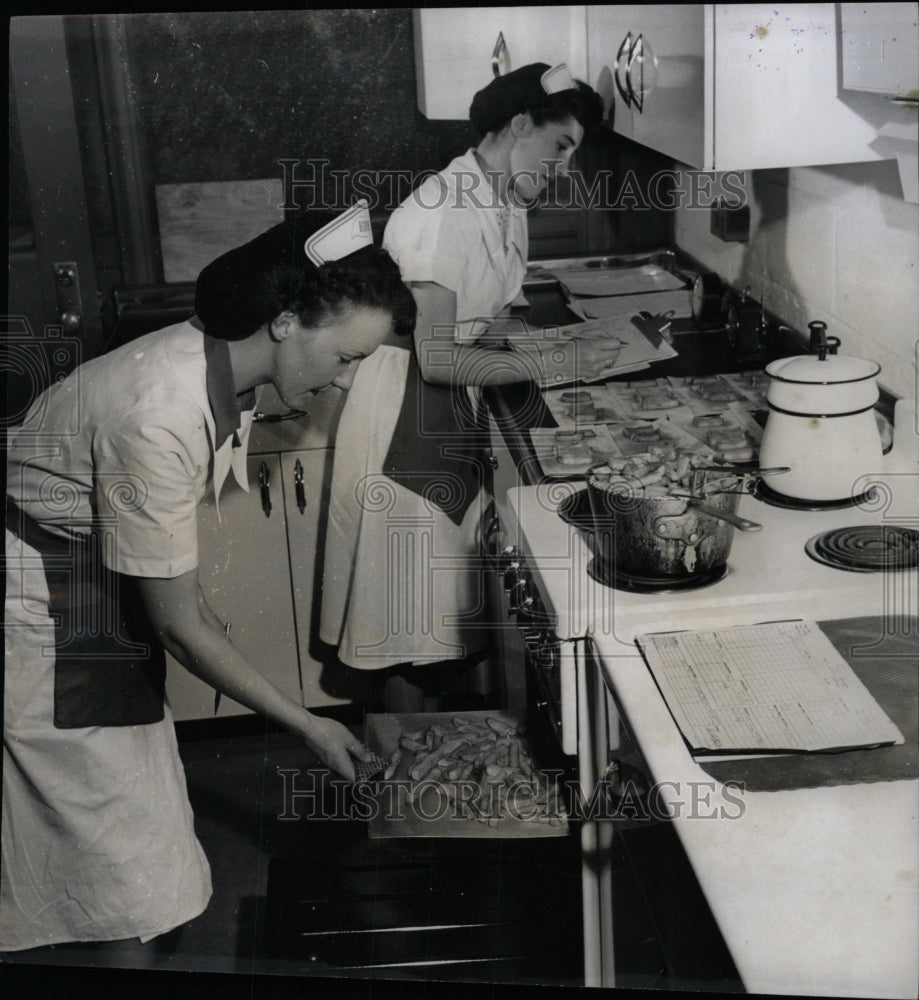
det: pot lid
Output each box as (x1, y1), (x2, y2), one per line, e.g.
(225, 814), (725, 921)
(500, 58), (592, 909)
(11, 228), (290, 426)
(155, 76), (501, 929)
(765, 352), (881, 385)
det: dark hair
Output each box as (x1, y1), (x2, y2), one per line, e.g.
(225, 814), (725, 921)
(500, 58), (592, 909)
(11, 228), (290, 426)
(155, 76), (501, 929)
(468, 62), (603, 141)
(195, 211), (416, 341)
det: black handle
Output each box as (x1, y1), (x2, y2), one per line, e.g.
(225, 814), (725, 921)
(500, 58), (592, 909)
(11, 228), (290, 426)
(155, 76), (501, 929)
(258, 461), (271, 518)
(614, 32), (633, 108)
(809, 320), (841, 360)
(294, 458), (306, 515)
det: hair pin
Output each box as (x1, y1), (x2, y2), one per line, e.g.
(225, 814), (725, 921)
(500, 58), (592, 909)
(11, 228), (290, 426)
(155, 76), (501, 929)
(304, 199), (373, 266)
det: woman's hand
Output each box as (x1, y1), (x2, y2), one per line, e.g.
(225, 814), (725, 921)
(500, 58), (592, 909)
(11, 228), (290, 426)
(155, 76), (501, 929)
(300, 713), (373, 782)
(539, 336), (622, 383)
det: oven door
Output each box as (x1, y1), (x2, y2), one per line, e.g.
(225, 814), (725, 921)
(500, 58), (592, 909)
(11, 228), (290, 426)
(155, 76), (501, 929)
(578, 640), (741, 990)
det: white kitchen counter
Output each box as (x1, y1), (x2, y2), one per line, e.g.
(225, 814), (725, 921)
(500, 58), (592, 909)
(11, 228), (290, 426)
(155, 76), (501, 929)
(589, 626), (918, 999)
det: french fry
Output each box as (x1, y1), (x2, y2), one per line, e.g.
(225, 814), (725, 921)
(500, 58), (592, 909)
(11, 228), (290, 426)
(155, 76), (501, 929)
(399, 736), (427, 753)
(385, 716), (566, 828)
(383, 748), (402, 781)
(409, 750), (442, 782)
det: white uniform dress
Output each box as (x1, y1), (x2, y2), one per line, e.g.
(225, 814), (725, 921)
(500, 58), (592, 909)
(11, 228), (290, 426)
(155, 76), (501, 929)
(2, 320), (253, 950)
(319, 151), (528, 670)
(383, 148), (528, 342)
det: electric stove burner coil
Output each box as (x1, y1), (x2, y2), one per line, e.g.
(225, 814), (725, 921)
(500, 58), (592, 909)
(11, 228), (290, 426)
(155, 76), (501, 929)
(804, 525), (919, 573)
(587, 557), (728, 593)
(753, 480), (877, 511)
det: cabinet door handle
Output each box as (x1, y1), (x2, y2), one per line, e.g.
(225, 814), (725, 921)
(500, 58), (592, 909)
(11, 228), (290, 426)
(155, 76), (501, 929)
(258, 461), (272, 518)
(628, 33), (645, 113)
(293, 458), (307, 515)
(614, 31), (633, 108)
(491, 31), (510, 77)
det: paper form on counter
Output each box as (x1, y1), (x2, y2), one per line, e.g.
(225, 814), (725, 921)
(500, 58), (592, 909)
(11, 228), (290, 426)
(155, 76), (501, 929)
(635, 620), (905, 754)
(508, 315), (677, 388)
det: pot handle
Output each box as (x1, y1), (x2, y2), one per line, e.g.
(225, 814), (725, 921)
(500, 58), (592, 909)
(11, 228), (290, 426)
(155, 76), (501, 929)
(689, 500), (762, 532)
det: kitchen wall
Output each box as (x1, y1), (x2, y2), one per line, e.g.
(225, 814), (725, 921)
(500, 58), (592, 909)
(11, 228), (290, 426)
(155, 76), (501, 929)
(40, 9), (670, 293)
(672, 161), (919, 401)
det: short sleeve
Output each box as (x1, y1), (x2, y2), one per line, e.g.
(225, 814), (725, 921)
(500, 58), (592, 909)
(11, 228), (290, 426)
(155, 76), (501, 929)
(383, 176), (471, 294)
(92, 404), (210, 578)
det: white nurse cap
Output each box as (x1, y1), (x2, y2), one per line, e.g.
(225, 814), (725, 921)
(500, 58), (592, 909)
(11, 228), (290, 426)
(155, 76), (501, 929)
(304, 200), (374, 266)
(541, 63), (576, 94)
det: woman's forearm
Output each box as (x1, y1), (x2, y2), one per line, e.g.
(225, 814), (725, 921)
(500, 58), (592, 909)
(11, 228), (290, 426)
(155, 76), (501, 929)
(409, 281), (620, 387)
(157, 614), (309, 733)
(139, 573), (320, 739)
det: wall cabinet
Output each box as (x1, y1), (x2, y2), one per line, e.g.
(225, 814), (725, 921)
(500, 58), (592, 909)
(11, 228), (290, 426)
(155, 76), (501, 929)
(413, 6), (588, 120)
(594, 3), (888, 171)
(165, 441), (349, 722)
(840, 2), (919, 99)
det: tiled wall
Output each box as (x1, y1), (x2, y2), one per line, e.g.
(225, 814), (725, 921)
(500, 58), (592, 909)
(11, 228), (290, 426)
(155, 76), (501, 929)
(672, 160), (918, 401)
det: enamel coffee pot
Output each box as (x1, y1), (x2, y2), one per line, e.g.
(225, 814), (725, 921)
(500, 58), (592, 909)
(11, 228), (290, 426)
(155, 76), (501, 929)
(758, 322), (884, 501)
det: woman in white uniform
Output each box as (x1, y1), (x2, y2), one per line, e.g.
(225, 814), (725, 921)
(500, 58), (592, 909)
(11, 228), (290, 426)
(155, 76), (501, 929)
(318, 64), (617, 705)
(2, 206), (415, 953)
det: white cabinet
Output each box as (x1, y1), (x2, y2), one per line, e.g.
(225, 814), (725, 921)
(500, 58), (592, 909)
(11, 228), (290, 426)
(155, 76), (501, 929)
(596, 4), (888, 170)
(840, 2), (919, 98)
(165, 448), (349, 721)
(413, 6), (588, 120)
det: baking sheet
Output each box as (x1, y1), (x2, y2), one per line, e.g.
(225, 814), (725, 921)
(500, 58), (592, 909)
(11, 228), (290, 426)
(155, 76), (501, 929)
(551, 264), (687, 297)
(364, 711), (569, 839)
(567, 288), (692, 320)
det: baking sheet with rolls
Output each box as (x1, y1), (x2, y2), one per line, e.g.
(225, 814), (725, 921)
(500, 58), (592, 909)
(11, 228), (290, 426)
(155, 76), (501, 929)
(364, 712), (569, 839)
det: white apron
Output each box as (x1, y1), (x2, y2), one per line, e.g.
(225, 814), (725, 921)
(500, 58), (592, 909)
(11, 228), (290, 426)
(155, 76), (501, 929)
(1, 530), (212, 950)
(320, 346), (487, 670)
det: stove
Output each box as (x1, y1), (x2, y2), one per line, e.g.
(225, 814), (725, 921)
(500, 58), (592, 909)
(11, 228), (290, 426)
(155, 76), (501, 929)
(507, 470), (918, 645)
(505, 471), (917, 993)
(804, 524), (919, 573)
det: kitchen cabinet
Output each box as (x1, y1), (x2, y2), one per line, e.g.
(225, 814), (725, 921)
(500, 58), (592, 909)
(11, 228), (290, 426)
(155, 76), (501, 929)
(595, 4), (887, 170)
(840, 2), (919, 99)
(165, 446), (349, 722)
(412, 6), (588, 120)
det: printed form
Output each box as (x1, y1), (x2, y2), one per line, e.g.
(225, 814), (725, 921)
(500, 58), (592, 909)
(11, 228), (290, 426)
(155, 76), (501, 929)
(636, 620), (905, 754)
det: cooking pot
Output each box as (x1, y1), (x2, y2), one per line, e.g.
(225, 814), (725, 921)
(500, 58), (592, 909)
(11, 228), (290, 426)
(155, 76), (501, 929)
(758, 324), (883, 501)
(586, 476), (743, 578)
